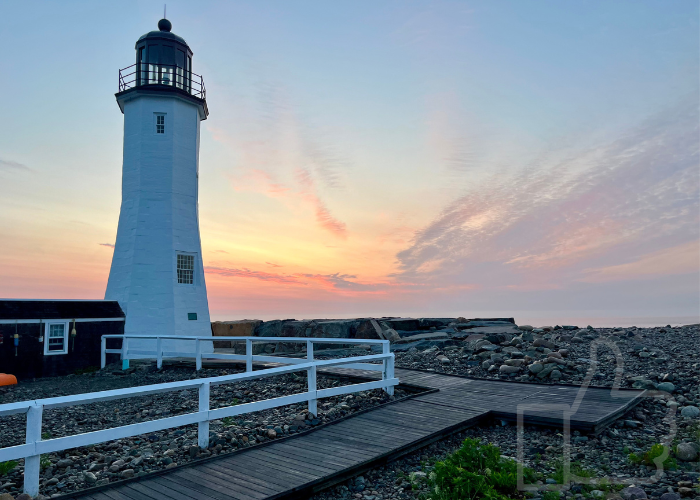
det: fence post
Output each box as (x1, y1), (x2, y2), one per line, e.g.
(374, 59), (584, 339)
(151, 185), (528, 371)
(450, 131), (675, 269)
(307, 365), (317, 417)
(156, 337), (163, 369)
(23, 403), (42, 497)
(307, 340), (313, 362)
(306, 340), (316, 415)
(383, 342), (394, 396)
(121, 337), (129, 370)
(195, 339), (202, 371)
(198, 381), (210, 449)
(246, 339), (253, 372)
(100, 336), (106, 369)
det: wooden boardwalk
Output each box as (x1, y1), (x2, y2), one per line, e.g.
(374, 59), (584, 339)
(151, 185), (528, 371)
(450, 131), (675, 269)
(63, 368), (644, 500)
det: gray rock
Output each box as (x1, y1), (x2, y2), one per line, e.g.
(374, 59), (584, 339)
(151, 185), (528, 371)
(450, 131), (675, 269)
(120, 469), (135, 479)
(659, 493), (680, 500)
(499, 365), (520, 374)
(632, 379), (657, 390)
(533, 338), (555, 349)
(675, 442), (698, 461)
(528, 363), (544, 374)
(83, 472), (97, 484)
(518, 325), (534, 331)
(620, 486), (647, 500)
(680, 406), (700, 418)
(657, 382), (675, 393)
(550, 369), (562, 380)
(436, 355), (451, 364)
(56, 459), (74, 468)
(537, 364), (556, 379)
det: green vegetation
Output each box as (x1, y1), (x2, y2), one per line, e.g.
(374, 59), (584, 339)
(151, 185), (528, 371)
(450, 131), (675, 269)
(421, 438), (536, 500)
(41, 431), (53, 440)
(549, 459), (595, 484)
(628, 443), (677, 469)
(74, 365), (99, 375)
(0, 460), (17, 476)
(541, 492), (560, 500)
(40, 455), (51, 470)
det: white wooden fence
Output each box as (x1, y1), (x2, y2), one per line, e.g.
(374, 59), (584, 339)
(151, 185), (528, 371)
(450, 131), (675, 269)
(100, 335), (392, 375)
(0, 336), (397, 497)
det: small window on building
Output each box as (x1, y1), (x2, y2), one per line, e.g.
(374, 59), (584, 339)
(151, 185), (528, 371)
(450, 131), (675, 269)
(177, 253), (195, 284)
(156, 114), (165, 134)
(188, 313), (198, 321)
(44, 322), (68, 355)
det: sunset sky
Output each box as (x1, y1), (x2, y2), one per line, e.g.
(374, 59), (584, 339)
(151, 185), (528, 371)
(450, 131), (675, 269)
(0, 1), (698, 325)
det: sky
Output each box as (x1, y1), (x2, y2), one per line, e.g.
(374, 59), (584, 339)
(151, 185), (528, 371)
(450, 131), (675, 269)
(0, 1), (698, 326)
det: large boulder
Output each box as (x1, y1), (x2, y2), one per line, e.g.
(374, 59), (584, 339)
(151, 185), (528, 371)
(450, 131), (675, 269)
(311, 320), (356, 338)
(255, 320), (286, 337)
(675, 442), (698, 462)
(383, 318), (420, 331)
(211, 320), (262, 347)
(419, 318), (454, 329)
(620, 486), (647, 500)
(680, 406), (700, 418)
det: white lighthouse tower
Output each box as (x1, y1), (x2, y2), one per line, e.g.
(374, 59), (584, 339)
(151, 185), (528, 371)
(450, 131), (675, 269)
(105, 18), (211, 351)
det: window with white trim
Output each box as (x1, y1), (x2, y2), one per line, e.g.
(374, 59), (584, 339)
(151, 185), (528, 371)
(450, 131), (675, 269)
(177, 253), (195, 284)
(44, 322), (68, 355)
(155, 113), (165, 134)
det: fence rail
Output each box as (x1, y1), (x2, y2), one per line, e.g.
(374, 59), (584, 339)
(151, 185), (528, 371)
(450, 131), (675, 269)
(101, 334), (391, 374)
(0, 336), (396, 497)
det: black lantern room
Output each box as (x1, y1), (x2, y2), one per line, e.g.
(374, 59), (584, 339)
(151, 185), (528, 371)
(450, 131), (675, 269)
(117, 19), (207, 110)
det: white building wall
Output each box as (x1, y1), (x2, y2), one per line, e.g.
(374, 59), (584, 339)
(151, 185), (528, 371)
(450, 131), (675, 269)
(105, 94), (211, 353)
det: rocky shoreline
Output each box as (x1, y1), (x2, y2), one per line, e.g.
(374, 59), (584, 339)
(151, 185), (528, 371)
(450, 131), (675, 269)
(313, 322), (700, 500)
(0, 321), (697, 500)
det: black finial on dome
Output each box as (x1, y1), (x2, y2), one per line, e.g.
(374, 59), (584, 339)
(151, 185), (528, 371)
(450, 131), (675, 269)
(158, 18), (172, 32)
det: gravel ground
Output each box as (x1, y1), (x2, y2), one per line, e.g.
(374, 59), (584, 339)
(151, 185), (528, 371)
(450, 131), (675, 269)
(1, 325), (697, 500)
(313, 325), (700, 500)
(0, 363), (406, 499)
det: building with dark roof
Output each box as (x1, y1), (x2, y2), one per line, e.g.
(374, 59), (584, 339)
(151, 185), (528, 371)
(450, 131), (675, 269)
(0, 300), (125, 378)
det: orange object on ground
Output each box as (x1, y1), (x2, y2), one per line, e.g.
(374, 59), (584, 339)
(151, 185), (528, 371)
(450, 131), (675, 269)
(0, 373), (17, 386)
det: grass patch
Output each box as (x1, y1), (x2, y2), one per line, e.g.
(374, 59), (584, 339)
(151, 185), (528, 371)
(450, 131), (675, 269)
(422, 438), (535, 500)
(74, 365), (99, 375)
(549, 458), (595, 484)
(0, 460), (17, 476)
(628, 443), (676, 469)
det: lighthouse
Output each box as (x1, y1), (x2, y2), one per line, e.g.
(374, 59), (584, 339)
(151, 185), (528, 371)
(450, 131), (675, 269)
(105, 18), (211, 350)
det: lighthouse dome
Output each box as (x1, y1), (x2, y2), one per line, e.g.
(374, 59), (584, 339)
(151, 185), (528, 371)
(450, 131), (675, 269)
(137, 19), (190, 48)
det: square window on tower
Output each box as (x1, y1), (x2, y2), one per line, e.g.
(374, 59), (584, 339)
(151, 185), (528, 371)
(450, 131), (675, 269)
(177, 253), (195, 284)
(155, 114), (165, 134)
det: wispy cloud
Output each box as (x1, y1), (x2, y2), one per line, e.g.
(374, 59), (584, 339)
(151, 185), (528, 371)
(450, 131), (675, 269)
(205, 266), (384, 293)
(296, 168), (347, 238)
(396, 99), (700, 288)
(99, 243), (115, 248)
(580, 241), (700, 283)
(0, 159), (31, 172)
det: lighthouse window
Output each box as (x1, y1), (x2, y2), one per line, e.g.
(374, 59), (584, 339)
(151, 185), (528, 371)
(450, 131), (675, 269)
(44, 322), (68, 355)
(156, 114), (165, 134)
(177, 253), (195, 284)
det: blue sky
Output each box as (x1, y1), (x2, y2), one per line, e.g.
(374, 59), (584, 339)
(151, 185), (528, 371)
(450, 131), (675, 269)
(0, 1), (698, 325)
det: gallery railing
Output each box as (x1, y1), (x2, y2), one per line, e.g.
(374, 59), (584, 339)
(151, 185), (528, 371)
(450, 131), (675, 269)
(118, 63), (206, 100)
